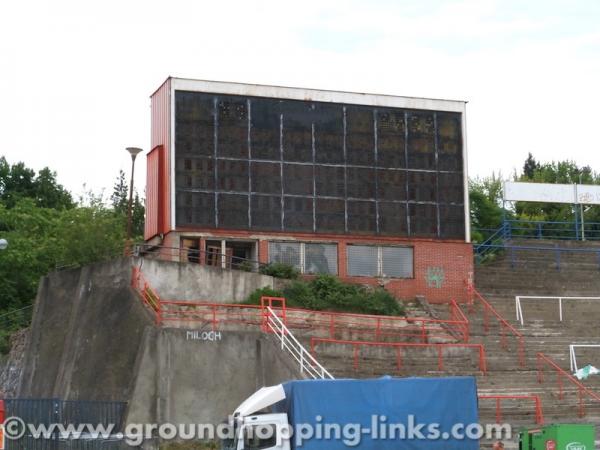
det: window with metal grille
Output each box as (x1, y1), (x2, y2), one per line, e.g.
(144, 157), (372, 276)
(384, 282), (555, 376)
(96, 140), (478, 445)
(268, 242), (301, 269)
(347, 245), (413, 278)
(305, 243), (338, 274)
(268, 242), (338, 274)
(347, 245), (379, 277)
(382, 246), (413, 278)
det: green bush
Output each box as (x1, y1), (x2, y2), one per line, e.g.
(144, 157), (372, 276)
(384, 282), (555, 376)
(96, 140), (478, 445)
(259, 262), (300, 279)
(244, 275), (405, 316)
(237, 261), (254, 272)
(243, 286), (284, 305)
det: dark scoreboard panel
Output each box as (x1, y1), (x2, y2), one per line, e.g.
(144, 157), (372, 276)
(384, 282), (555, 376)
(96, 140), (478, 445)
(174, 91), (465, 239)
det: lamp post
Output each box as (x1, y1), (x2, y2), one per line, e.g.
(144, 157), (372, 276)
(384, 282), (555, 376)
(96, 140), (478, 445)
(0, 238), (7, 251)
(125, 147), (143, 254)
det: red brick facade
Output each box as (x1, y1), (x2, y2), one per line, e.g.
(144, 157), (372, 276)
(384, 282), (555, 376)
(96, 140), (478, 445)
(155, 229), (473, 304)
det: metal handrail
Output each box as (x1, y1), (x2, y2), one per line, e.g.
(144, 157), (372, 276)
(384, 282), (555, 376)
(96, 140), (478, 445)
(135, 243), (268, 271)
(449, 299), (470, 343)
(468, 286), (526, 367)
(265, 307), (334, 380)
(537, 352), (600, 417)
(310, 337), (487, 375)
(478, 395), (544, 425)
(474, 223), (508, 260)
(477, 242), (600, 271)
(515, 295), (600, 326)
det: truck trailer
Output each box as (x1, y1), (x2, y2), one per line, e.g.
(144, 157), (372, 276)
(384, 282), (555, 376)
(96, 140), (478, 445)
(228, 376), (479, 450)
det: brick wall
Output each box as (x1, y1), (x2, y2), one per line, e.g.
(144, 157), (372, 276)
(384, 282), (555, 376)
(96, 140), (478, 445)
(164, 229), (473, 304)
(340, 240), (473, 303)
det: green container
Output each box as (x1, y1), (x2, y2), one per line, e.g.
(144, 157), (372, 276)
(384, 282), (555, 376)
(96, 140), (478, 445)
(519, 424), (595, 450)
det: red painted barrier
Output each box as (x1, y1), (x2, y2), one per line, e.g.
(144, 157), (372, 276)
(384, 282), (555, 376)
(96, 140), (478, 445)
(468, 284), (526, 367)
(479, 394), (544, 425)
(310, 337), (487, 375)
(537, 352), (600, 417)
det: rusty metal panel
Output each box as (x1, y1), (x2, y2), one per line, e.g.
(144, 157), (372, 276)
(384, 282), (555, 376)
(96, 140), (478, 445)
(148, 78), (171, 237)
(170, 90), (466, 240)
(144, 146), (160, 239)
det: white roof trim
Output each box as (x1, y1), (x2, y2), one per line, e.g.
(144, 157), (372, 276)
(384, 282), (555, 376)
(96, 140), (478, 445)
(234, 384), (286, 418)
(170, 78), (466, 113)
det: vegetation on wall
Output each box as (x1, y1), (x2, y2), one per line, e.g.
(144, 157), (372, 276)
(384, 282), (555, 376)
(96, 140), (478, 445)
(258, 262), (300, 279)
(245, 274), (406, 317)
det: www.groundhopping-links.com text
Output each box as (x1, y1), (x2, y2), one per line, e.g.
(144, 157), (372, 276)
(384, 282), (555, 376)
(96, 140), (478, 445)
(1, 415), (512, 447)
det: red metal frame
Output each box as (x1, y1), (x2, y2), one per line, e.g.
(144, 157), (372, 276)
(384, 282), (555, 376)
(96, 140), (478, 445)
(449, 298), (470, 342)
(131, 267), (162, 324)
(157, 297), (470, 343)
(479, 395), (544, 425)
(468, 284), (526, 367)
(537, 352), (600, 418)
(310, 337), (487, 375)
(260, 296), (287, 332)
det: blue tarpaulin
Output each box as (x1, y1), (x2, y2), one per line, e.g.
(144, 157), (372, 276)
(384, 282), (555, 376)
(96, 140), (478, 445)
(274, 376), (479, 450)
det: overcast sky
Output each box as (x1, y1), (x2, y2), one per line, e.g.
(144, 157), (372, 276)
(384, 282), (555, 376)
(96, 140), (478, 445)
(1, 0), (599, 198)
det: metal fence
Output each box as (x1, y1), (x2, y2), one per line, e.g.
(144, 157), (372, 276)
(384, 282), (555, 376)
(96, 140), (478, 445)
(473, 219), (600, 245)
(474, 220), (600, 267)
(1, 399), (128, 450)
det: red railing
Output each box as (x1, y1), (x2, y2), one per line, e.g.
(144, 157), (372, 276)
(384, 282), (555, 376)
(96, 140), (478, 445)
(160, 300), (263, 327)
(131, 266), (162, 324)
(131, 266), (470, 344)
(468, 285), (526, 367)
(310, 337), (487, 375)
(537, 353), (600, 417)
(479, 395), (544, 425)
(449, 299), (470, 342)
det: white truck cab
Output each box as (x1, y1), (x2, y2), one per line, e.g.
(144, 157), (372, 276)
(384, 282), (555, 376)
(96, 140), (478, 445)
(228, 385), (290, 450)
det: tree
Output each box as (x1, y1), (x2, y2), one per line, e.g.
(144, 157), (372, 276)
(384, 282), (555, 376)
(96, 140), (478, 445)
(110, 170), (129, 214)
(0, 162), (144, 353)
(111, 170), (145, 238)
(515, 157), (599, 222)
(0, 156), (73, 209)
(522, 153), (539, 179)
(469, 174), (507, 242)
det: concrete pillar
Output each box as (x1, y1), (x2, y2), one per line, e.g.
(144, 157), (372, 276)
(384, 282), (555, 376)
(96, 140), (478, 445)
(221, 240), (227, 269)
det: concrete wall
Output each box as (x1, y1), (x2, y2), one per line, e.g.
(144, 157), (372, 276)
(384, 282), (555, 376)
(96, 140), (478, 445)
(126, 329), (303, 426)
(19, 257), (302, 431)
(19, 258), (154, 400)
(135, 257), (275, 303)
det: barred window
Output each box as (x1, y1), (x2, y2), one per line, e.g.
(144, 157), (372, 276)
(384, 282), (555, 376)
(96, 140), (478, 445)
(347, 245), (413, 278)
(382, 246), (413, 278)
(305, 243), (338, 275)
(347, 245), (378, 277)
(268, 242), (301, 269)
(268, 242), (338, 275)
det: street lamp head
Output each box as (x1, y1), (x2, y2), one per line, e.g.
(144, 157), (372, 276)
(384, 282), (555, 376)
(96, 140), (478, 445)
(126, 147), (143, 161)
(0, 238), (8, 250)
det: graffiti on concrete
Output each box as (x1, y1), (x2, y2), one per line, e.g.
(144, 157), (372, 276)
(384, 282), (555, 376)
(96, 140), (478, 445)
(425, 267), (445, 288)
(186, 330), (222, 341)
